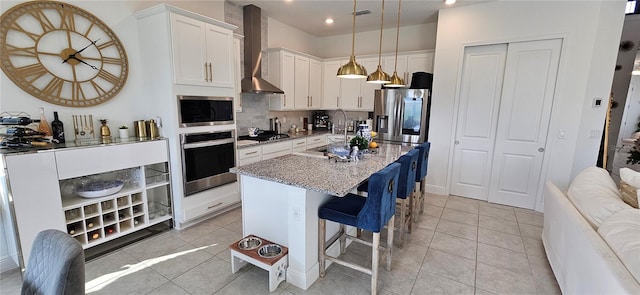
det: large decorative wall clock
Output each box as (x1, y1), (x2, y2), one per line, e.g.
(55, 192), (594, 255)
(0, 1), (128, 107)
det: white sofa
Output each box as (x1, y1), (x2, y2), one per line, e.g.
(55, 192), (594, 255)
(542, 167), (640, 294)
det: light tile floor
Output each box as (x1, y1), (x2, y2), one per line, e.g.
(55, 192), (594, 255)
(0, 193), (560, 295)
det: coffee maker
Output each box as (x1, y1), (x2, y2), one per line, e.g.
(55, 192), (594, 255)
(313, 111), (329, 130)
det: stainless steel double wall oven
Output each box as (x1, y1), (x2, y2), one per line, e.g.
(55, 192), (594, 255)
(178, 96), (236, 196)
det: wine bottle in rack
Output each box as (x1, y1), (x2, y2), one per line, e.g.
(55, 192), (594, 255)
(87, 222), (94, 228)
(0, 116), (40, 125)
(67, 225), (76, 235)
(51, 111), (65, 143)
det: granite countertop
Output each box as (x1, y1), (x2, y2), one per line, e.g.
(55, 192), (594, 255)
(230, 142), (413, 196)
(236, 130), (335, 149)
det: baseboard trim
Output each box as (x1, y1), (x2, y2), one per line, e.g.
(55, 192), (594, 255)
(0, 256), (18, 274)
(425, 184), (446, 196)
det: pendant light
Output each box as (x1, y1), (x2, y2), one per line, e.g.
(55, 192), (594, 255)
(366, 0), (390, 84)
(386, 0), (405, 87)
(337, 0), (367, 79)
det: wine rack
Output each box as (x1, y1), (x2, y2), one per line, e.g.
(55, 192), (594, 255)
(60, 158), (171, 248)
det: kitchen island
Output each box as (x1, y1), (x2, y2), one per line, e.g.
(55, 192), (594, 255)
(230, 143), (412, 290)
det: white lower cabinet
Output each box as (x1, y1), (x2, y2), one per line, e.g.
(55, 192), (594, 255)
(237, 146), (262, 166)
(262, 141), (293, 160)
(292, 138), (307, 152)
(306, 135), (326, 149)
(2, 140), (172, 266)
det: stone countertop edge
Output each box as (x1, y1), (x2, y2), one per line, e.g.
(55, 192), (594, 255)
(231, 143), (413, 197)
(236, 130), (342, 149)
(0, 137), (167, 156)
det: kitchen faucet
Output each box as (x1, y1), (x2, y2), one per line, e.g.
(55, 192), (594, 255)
(335, 109), (348, 145)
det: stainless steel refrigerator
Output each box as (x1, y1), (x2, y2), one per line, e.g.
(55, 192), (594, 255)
(373, 88), (431, 144)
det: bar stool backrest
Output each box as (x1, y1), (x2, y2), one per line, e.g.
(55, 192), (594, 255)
(415, 142), (431, 181)
(396, 149), (419, 199)
(358, 162), (401, 232)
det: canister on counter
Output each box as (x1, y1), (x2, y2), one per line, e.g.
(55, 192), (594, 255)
(146, 119), (159, 139)
(134, 120), (147, 138)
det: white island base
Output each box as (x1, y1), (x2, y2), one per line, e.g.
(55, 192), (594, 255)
(240, 175), (353, 290)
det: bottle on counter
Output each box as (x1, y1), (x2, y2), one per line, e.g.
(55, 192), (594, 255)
(51, 111), (65, 143)
(37, 107), (52, 136)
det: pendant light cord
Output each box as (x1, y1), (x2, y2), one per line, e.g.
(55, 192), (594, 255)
(350, 0), (357, 57)
(377, 0), (385, 66)
(393, 0), (402, 72)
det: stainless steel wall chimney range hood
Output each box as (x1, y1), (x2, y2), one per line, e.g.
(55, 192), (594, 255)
(241, 5), (284, 94)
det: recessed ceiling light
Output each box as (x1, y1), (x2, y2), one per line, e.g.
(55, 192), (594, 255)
(325, 18), (334, 24)
(445, 0), (456, 5)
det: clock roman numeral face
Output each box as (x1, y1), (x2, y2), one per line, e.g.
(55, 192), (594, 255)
(0, 1), (128, 107)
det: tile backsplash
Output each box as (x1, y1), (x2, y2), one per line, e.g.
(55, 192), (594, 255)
(235, 93), (370, 136)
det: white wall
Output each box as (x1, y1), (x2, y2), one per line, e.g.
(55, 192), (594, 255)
(314, 23), (437, 58)
(267, 18), (319, 56)
(266, 20), (437, 59)
(430, 1), (625, 210)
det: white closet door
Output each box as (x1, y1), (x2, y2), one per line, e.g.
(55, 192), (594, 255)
(488, 39), (562, 208)
(450, 44), (507, 200)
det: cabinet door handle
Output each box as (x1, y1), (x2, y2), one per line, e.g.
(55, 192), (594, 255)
(245, 151), (258, 155)
(207, 202), (223, 210)
(336, 96), (339, 107)
(283, 95), (286, 107)
(310, 96), (313, 106)
(296, 142), (305, 145)
(208, 62), (213, 82)
(204, 63), (208, 82)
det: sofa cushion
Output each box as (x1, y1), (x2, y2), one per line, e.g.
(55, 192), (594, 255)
(597, 209), (640, 284)
(619, 168), (640, 208)
(567, 167), (629, 229)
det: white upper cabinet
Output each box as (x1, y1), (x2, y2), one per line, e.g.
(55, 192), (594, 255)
(170, 13), (234, 88)
(308, 59), (322, 109)
(268, 49), (296, 110)
(233, 35), (243, 112)
(383, 51), (433, 87)
(268, 48), (321, 110)
(339, 57), (380, 111)
(294, 55), (310, 109)
(321, 60), (343, 109)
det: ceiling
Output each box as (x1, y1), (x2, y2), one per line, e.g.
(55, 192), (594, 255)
(229, 0), (488, 37)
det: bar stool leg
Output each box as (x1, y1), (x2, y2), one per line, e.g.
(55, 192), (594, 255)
(318, 218), (326, 277)
(407, 194), (414, 234)
(339, 224), (346, 255)
(420, 180), (426, 214)
(371, 232), (380, 295)
(387, 216), (394, 271)
(398, 198), (406, 248)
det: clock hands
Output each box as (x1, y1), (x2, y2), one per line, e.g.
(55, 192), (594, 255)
(62, 38), (100, 64)
(70, 56), (98, 70)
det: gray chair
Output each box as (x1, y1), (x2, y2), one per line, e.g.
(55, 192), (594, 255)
(21, 229), (85, 295)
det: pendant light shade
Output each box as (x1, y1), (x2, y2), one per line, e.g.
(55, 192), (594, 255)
(338, 0), (367, 79)
(367, 0), (390, 84)
(385, 0), (405, 88)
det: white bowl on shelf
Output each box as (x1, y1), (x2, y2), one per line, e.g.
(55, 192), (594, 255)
(77, 180), (124, 198)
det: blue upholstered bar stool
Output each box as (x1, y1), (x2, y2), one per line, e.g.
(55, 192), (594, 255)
(413, 142), (431, 222)
(356, 149), (419, 248)
(318, 163), (401, 295)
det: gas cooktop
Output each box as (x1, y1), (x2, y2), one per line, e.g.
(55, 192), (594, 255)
(238, 132), (290, 142)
